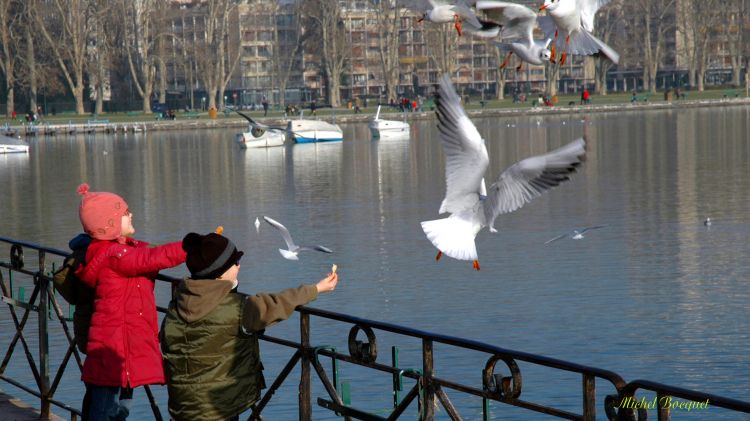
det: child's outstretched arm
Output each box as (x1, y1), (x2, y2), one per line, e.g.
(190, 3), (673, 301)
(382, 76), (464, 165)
(242, 272), (338, 333)
(108, 241), (186, 277)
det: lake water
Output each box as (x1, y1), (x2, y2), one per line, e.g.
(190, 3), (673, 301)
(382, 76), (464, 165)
(1, 105), (749, 420)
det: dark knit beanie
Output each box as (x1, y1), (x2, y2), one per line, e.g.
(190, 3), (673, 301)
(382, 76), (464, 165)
(182, 232), (244, 279)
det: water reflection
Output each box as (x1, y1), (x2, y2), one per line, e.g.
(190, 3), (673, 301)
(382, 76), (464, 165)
(1, 106), (749, 419)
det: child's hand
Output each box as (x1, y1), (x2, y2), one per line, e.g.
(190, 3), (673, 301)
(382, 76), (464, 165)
(316, 272), (338, 293)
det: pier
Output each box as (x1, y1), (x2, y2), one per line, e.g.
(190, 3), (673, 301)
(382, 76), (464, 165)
(1, 236), (749, 420)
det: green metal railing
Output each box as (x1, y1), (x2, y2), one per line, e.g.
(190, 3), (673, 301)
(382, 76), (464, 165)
(1, 236), (750, 420)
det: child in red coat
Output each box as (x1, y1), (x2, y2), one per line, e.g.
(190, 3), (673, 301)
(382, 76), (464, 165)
(74, 184), (186, 420)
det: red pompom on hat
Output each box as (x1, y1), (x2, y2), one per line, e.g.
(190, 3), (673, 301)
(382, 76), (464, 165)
(77, 183), (130, 241)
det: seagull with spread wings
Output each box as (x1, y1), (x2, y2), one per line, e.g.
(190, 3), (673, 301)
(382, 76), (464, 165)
(475, 1), (552, 71)
(420, 74), (586, 270)
(263, 216), (333, 261)
(399, 0), (495, 37)
(538, 0), (619, 65)
(544, 225), (608, 244)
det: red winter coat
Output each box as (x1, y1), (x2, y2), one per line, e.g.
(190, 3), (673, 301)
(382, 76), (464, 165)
(76, 238), (186, 387)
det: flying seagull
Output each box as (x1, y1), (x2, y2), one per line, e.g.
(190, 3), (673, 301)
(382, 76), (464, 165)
(475, 1), (552, 71)
(538, 0), (619, 65)
(421, 74), (586, 270)
(544, 224), (608, 244)
(399, 0), (495, 37)
(263, 216), (333, 260)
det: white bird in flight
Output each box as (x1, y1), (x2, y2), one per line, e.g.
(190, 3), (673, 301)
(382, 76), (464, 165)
(475, 1), (552, 71)
(544, 224), (608, 244)
(421, 74), (587, 270)
(254, 217), (260, 233)
(538, 0), (619, 65)
(399, 0), (495, 37)
(263, 216), (333, 260)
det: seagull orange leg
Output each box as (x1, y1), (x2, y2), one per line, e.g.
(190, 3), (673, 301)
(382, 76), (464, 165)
(560, 35), (570, 65)
(436, 251), (443, 261)
(499, 52), (512, 69)
(454, 15), (462, 36)
(473, 260), (480, 271)
(516, 62), (524, 72)
(550, 31), (558, 64)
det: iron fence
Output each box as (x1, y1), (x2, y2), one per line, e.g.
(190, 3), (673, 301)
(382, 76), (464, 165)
(1, 236), (749, 421)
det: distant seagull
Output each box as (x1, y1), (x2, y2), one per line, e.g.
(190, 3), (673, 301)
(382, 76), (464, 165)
(476, 1), (552, 71)
(263, 216), (333, 260)
(544, 225), (608, 244)
(538, 0), (619, 65)
(398, 0), (493, 37)
(421, 74), (586, 270)
(704, 217), (712, 227)
(254, 217), (260, 233)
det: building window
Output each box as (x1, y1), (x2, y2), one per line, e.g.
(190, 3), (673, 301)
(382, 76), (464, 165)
(258, 31), (273, 42)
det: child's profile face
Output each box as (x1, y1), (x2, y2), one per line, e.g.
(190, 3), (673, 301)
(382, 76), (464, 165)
(220, 263), (240, 282)
(121, 210), (135, 237)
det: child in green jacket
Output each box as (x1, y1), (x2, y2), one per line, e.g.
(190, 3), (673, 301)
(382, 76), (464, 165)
(160, 232), (338, 421)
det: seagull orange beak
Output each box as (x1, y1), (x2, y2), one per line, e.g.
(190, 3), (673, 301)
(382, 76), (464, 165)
(539, 4), (548, 11)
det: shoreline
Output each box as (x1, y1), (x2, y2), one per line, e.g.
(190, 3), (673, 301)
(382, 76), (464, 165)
(8, 97), (750, 135)
(142, 97), (750, 131)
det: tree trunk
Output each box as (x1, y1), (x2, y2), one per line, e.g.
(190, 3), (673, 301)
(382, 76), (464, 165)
(74, 83), (84, 115)
(26, 24), (37, 115)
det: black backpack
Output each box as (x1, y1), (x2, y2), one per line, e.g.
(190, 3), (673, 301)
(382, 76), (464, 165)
(52, 244), (94, 354)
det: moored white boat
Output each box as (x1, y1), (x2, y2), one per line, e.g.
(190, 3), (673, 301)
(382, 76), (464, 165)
(287, 119), (343, 143)
(236, 126), (287, 149)
(0, 135), (29, 154)
(368, 106), (410, 140)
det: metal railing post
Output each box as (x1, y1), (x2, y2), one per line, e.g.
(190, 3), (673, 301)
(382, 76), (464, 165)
(422, 339), (434, 420)
(582, 373), (595, 421)
(299, 312), (311, 421)
(37, 252), (51, 418)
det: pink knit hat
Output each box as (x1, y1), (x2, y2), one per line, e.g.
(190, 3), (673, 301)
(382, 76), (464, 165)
(77, 183), (129, 241)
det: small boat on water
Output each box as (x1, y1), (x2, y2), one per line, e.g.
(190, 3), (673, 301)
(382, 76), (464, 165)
(287, 119), (343, 143)
(236, 125), (286, 149)
(369, 105), (410, 140)
(0, 135), (29, 154)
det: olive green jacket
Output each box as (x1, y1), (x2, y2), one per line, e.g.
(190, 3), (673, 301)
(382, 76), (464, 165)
(160, 278), (318, 421)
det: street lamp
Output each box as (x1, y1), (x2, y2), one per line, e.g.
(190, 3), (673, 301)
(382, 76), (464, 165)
(201, 97), (206, 111)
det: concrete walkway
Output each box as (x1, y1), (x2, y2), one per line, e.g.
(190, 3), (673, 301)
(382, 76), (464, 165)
(0, 389), (65, 421)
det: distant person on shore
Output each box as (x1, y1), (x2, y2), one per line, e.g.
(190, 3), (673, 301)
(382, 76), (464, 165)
(631, 91), (637, 103)
(262, 96), (269, 117)
(160, 232), (338, 421)
(310, 100), (317, 116)
(74, 184), (186, 420)
(581, 88), (591, 105)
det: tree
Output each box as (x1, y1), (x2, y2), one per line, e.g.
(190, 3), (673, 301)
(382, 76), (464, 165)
(304, 0), (348, 107)
(594, 1), (626, 95)
(629, 0), (675, 93)
(677, 0), (723, 91)
(373, 0), (403, 103)
(492, 47), (507, 100)
(724, 0), (747, 87)
(194, 0), (241, 110)
(31, 0), (93, 114)
(0, 0), (20, 117)
(117, 0), (159, 113)
(425, 24), (459, 79)
(270, 1), (304, 108)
